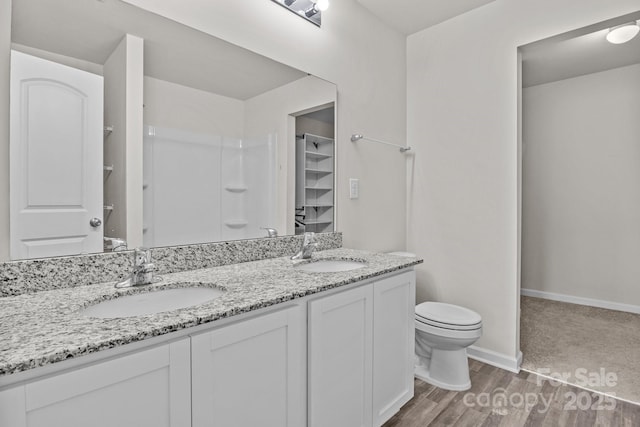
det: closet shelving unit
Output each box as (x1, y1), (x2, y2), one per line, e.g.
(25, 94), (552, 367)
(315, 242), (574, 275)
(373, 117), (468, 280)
(296, 133), (335, 234)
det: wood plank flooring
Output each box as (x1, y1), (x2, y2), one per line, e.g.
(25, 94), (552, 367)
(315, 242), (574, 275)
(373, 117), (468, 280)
(383, 359), (640, 427)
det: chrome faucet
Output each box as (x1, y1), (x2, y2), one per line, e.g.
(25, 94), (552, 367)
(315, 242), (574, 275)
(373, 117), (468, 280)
(291, 232), (317, 260)
(262, 227), (278, 238)
(104, 236), (128, 252)
(115, 247), (157, 288)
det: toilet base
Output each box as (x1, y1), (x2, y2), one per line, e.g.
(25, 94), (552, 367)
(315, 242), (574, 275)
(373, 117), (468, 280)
(414, 365), (471, 391)
(414, 347), (472, 391)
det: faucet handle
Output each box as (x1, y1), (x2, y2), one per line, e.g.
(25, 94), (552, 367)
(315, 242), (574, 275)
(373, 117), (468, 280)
(134, 247), (151, 266)
(141, 262), (155, 273)
(302, 232), (317, 257)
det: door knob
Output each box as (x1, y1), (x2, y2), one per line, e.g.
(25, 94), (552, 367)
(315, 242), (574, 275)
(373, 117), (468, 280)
(90, 217), (102, 228)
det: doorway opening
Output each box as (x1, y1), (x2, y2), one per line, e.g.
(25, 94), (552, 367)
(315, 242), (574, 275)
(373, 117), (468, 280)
(518, 10), (640, 404)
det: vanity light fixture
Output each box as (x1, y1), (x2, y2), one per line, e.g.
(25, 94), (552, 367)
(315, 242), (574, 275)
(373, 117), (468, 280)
(271, 0), (328, 27)
(304, 7), (319, 18)
(314, 0), (330, 12)
(606, 21), (640, 44)
(305, 0), (329, 17)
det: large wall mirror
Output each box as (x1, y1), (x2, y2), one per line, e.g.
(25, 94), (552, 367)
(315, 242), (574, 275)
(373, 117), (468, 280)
(6, 0), (337, 261)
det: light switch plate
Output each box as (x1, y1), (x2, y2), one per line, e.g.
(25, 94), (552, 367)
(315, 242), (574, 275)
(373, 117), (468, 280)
(349, 178), (359, 199)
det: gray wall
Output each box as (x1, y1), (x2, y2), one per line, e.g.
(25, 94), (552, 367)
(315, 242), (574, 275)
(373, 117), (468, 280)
(143, 76), (245, 138)
(407, 0), (640, 362)
(296, 115), (335, 139)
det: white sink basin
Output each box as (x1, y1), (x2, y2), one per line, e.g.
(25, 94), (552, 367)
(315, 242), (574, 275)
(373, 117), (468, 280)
(294, 259), (367, 273)
(82, 287), (225, 318)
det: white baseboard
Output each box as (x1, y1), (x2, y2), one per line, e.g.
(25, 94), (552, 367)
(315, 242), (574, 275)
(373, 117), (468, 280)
(521, 288), (640, 315)
(467, 346), (522, 373)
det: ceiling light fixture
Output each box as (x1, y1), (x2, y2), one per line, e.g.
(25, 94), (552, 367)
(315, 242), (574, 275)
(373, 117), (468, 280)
(606, 21), (640, 44)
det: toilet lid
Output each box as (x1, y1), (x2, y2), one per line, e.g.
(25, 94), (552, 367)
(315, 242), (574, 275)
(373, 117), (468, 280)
(415, 302), (482, 327)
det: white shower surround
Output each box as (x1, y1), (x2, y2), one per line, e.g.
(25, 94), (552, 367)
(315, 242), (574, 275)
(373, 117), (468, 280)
(143, 125), (277, 247)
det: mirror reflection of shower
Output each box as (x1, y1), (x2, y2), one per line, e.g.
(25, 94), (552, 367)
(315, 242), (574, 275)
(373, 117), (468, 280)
(143, 126), (277, 247)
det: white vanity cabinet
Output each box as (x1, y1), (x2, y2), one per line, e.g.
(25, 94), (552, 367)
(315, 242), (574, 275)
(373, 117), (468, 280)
(308, 271), (416, 427)
(0, 268), (416, 427)
(372, 271), (416, 426)
(0, 338), (191, 427)
(191, 305), (305, 427)
(308, 283), (374, 427)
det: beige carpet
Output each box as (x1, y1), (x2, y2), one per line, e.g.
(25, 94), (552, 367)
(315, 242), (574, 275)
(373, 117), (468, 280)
(521, 296), (640, 404)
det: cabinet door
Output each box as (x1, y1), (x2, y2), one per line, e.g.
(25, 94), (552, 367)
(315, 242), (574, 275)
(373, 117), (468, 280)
(373, 271), (416, 426)
(191, 306), (304, 427)
(0, 339), (191, 427)
(308, 284), (374, 427)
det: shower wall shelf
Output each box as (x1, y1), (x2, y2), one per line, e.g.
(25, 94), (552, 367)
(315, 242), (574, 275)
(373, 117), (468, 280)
(224, 185), (248, 193)
(224, 220), (248, 228)
(295, 133), (335, 235)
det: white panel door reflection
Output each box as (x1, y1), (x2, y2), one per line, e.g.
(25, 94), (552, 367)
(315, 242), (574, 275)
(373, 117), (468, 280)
(10, 50), (103, 259)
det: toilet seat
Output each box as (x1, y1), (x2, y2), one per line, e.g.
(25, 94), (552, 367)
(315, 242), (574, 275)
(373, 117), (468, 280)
(415, 319), (482, 339)
(415, 302), (482, 331)
(416, 316), (481, 331)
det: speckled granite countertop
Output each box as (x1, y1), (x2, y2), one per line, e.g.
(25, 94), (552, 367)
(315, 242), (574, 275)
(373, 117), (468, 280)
(0, 249), (421, 377)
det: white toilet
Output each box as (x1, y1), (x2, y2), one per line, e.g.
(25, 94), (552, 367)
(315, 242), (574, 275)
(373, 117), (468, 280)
(414, 302), (482, 391)
(386, 252), (482, 391)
